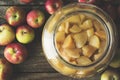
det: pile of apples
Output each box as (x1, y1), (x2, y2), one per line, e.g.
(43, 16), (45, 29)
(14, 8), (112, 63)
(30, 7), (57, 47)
(0, 5), (45, 80)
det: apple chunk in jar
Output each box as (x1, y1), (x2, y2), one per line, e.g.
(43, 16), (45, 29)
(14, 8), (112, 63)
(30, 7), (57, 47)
(55, 13), (107, 66)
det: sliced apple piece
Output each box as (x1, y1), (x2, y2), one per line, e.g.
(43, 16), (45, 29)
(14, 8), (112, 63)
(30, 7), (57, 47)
(95, 30), (106, 40)
(79, 14), (86, 24)
(99, 40), (106, 53)
(56, 42), (61, 50)
(93, 52), (103, 61)
(65, 22), (70, 34)
(59, 48), (71, 62)
(93, 20), (103, 31)
(76, 56), (92, 66)
(73, 31), (87, 48)
(62, 35), (75, 48)
(86, 28), (94, 37)
(63, 48), (81, 58)
(69, 24), (82, 33)
(58, 23), (65, 32)
(55, 31), (65, 43)
(80, 19), (93, 30)
(66, 15), (81, 24)
(89, 35), (100, 49)
(82, 45), (97, 58)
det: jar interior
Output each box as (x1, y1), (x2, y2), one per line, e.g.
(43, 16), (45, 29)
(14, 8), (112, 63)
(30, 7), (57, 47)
(54, 11), (109, 67)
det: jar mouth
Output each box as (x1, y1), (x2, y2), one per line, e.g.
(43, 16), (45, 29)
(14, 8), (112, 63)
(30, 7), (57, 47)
(54, 10), (110, 68)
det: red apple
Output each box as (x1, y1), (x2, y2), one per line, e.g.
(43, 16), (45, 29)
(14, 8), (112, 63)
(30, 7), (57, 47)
(16, 25), (35, 44)
(45, 0), (63, 14)
(0, 24), (15, 46)
(0, 58), (12, 80)
(4, 43), (28, 64)
(78, 0), (96, 4)
(20, 0), (34, 3)
(27, 9), (45, 28)
(5, 6), (25, 26)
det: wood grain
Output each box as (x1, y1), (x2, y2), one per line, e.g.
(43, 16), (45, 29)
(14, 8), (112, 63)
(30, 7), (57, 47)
(0, 0), (120, 80)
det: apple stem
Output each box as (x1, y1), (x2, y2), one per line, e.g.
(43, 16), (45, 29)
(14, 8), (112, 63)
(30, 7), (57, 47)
(22, 31), (27, 35)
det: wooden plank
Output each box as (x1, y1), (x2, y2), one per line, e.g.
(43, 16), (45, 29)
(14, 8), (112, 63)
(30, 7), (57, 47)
(12, 72), (100, 80)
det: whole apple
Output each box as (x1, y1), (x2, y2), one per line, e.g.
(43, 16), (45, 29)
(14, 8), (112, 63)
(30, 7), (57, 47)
(27, 9), (45, 28)
(20, 0), (34, 3)
(0, 24), (15, 46)
(4, 43), (28, 64)
(45, 0), (63, 14)
(16, 25), (35, 44)
(0, 58), (12, 80)
(101, 70), (119, 80)
(78, 0), (96, 4)
(109, 49), (120, 68)
(5, 6), (25, 26)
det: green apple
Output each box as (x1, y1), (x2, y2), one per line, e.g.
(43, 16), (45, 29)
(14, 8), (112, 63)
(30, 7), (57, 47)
(101, 70), (119, 80)
(109, 49), (120, 68)
(0, 24), (15, 46)
(16, 25), (35, 44)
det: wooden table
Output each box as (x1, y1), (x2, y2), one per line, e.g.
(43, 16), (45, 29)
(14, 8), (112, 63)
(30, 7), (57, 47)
(0, 0), (120, 80)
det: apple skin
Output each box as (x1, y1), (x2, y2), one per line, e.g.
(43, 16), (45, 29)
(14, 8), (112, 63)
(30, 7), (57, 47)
(20, 0), (34, 3)
(78, 0), (96, 4)
(0, 58), (12, 80)
(27, 9), (45, 28)
(101, 70), (119, 80)
(16, 25), (35, 44)
(45, 0), (63, 14)
(0, 24), (15, 46)
(109, 49), (120, 68)
(5, 6), (25, 26)
(4, 43), (28, 64)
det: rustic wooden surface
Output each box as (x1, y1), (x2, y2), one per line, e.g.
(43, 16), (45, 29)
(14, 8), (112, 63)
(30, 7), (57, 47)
(0, 0), (120, 80)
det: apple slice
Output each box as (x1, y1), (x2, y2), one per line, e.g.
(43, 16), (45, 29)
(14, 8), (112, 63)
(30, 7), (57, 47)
(63, 48), (81, 58)
(55, 31), (65, 43)
(86, 28), (94, 37)
(66, 15), (81, 24)
(79, 14), (86, 24)
(82, 45), (97, 58)
(69, 24), (82, 33)
(89, 35), (100, 49)
(58, 23), (65, 32)
(62, 35), (75, 48)
(59, 48), (71, 62)
(93, 20), (103, 31)
(95, 30), (106, 40)
(65, 22), (70, 34)
(80, 19), (93, 30)
(73, 31), (87, 48)
(76, 56), (92, 66)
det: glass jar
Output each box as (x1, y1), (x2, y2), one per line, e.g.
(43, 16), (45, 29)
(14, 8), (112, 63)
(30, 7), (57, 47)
(42, 3), (118, 78)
